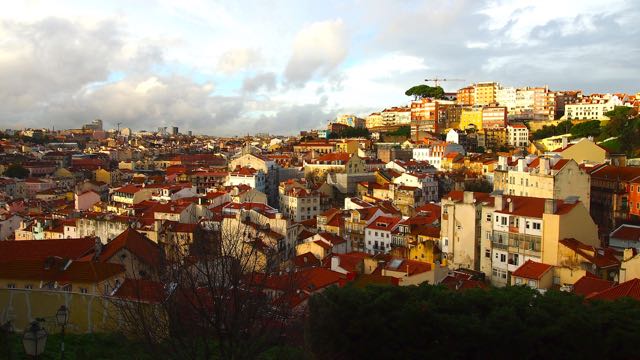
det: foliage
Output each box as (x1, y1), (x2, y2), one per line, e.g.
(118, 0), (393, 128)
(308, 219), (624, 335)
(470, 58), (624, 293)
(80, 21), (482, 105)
(327, 127), (370, 139)
(463, 178), (493, 193)
(1, 332), (152, 360)
(531, 120), (574, 140)
(570, 120), (601, 138)
(307, 284), (640, 360)
(601, 106), (640, 156)
(404, 85), (445, 100)
(3, 164), (29, 179)
(385, 126), (411, 138)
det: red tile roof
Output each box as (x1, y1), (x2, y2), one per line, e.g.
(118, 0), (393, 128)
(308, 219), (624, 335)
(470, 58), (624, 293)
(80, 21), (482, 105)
(113, 278), (164, 303)
(572, 275), (615, 297)
(511, 260), (553, 280)
(97, 228), (161, 267)
(587, 278), (640, 301)
(0, 238), (95, 262)
(559, 238), (620, 269)
(0, 259), (124, 283)
(610, 224), (640, 242)
(367, 216), (402, 231)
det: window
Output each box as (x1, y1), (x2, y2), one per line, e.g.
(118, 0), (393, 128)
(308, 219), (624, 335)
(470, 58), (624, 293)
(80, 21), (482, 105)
(7, 283), (16, 289)
(486, 214), (491, 222)
(500, 254), (506, 262)
(528, 280), (537, 288)
(532, 223), (541, 230)
(515, 277), (522, 285)
(24, 284), (33, 289)
(80, 288), (89, 294)
(501, 217), (507, 226)
(485, 249), (491, 258)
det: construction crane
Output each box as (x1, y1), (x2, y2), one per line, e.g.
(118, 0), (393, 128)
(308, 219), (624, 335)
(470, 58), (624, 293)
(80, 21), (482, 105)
(424, 78), (465, 87)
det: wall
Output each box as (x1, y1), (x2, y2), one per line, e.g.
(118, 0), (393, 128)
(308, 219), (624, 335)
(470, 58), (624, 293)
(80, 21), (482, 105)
(0, 289), (120, 334)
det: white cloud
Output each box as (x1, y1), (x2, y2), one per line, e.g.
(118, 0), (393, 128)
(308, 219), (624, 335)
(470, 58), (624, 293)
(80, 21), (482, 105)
(217, 48), (262, 74)
(284, 19), (348, 86)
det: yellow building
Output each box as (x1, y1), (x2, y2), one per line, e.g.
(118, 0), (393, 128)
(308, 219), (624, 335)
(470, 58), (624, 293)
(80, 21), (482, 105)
(474, 82), (499, 106)
(552, 138), (608, 164)
(459, 109), (483, 130)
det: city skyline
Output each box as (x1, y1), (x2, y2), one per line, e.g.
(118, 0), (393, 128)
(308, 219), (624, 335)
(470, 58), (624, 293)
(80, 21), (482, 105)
(1, 0), (638, 135)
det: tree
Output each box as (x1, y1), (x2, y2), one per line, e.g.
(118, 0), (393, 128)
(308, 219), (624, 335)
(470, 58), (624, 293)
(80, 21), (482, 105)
(570, 120), (601, 138)
(112, 216), (302, 359)
(404, 85), (445, 100)
(601, 106), (640, 156)
(3, 164), (29, 178)
(307, 284), (640, 359)
(386, 126), (411, 138)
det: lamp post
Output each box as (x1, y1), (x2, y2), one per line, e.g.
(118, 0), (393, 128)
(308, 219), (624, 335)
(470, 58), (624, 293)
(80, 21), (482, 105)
(55, 305), (69, 360)
(22, 320), (47, 359)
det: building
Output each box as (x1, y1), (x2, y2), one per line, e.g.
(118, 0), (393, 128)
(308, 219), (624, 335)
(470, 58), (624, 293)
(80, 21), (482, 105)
(336, 114), (365, 128)
(459, 108), (483, 130)
(381, 107), (411, 127)
(279, 179), (328, 222)
(550, 138), (609, 165)
(565, 94), (625, 121)
(304, 153), (366, 177)
(506, 123), (529, 148)
(225, 166), (266, 193)
(482, 106), (507, 129)
(441, 191), (599, 287)
(493, 155), (590, 209)
(588, 165), (640, 236)
(365, 113), (384, 129)
(410, 98), (440, 136)
(510, 260), (554, 290)
(456, 86), (475, 106)
(364, 215), (402, 255)
(172, 126), (179, 135)
(473, 82), (499, 106)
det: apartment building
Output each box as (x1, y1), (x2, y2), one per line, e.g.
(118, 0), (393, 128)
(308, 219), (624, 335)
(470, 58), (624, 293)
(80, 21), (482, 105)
(506, 123), (529, 148)
(565, 94), (625, 121)
(493, 155), (590, 209)
(474, 82), (499, 106)
(364, 215), (402, 255)
(279, 179), (328, 222)
(225, 166), (266, 193)
(440, 191), (599, 286)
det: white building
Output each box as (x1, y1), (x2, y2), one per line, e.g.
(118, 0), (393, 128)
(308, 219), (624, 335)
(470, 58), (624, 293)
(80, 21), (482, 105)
(565, 95), (625, 121)
(507, 123), (529, 148)
(225, 166), (266, 193)
(393, 172), (439, 203)
(364, 215), (401, 255)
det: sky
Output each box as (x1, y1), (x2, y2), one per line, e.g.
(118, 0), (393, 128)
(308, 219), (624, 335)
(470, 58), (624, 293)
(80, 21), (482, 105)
(0, 0), (638, 136)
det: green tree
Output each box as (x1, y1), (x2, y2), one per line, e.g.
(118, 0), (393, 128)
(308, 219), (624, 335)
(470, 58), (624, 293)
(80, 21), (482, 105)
(386, 126), (411, 137)
(570, 120), (601, 138)
(3, 164), (29, 179)
(405, 85), (445, 100)
(307, 284), (640, 360)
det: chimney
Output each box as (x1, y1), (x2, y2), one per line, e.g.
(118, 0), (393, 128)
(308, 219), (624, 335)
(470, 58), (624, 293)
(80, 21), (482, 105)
(561, 136), (568, 149)
(330, 256), (340, 271)
(517, 158), (526, 172)
(463, 191), (474, 204)
(93, 237), (103, 259)
(508, 198), (514, 213)
(494, 194), (504, 211)
(544, 199), (557, 214)
(539, 158), (549, 175)
(498, 156), (508, 170)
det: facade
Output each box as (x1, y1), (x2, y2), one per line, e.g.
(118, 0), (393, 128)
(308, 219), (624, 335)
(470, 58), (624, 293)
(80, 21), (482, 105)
(459, 108), (483, 130)
(482, 106), (508, 129)
(364, 215), (402, 255)
(279, 179), (328, 222)
(494, 155), (590, 209)
(565, 95), (624, 121)
(226, 166), (266, 193)
(456, 86), (475, 106)
(474, 82), (499, 106)
(506, 123), (529, 148)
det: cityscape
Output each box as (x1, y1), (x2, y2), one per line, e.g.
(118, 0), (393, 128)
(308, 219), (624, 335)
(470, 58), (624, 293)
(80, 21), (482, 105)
(1, 1), (640, 359)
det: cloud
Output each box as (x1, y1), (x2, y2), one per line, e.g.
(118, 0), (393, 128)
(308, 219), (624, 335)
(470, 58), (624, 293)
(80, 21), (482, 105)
(284, 19), (348, 86)
(217, 48), (262, 74)
(242, 72), (276, 93)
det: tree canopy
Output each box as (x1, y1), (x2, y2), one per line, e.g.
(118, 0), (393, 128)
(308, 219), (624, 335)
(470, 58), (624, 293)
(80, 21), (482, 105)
(405, 85), (445, 100)
(327, 127), (370, 139)
(601, 106), (640, 156)
(307, 284), (640, 359)
(3, 164), (29, 179)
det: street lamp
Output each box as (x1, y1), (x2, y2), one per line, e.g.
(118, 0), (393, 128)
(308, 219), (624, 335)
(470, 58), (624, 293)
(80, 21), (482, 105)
(22, 320), (47, 359)
(55, 305), (69, 360)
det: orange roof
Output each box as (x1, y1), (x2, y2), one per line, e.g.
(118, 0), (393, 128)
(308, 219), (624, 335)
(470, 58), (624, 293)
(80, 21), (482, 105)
(511, 260), (553, 280)
(610, 224), (640, 242)
(97, 228), (161, 267)
(0, 238), (95, 262)
(367, 216), (402, 231)
(587, 278), (640, 301)
(572, 275), (615, 297)
(559, 238), (620, 269)
(113, 278), (164, 303)
(0, 259), (124, 283)
(384, 258), (431, 275)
